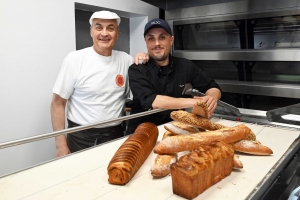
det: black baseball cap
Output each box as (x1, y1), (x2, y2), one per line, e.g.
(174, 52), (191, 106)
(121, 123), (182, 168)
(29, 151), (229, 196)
(144, 18), (172, 37)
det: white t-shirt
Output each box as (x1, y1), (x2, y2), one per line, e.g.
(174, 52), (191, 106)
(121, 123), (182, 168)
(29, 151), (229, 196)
(53, 47), (133, 127)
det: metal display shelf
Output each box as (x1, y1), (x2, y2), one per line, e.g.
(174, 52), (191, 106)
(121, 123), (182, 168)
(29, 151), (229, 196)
(173, 49), (300, 62)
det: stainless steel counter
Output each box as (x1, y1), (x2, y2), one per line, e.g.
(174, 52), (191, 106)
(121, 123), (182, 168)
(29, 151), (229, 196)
(0, 117), (299, 200)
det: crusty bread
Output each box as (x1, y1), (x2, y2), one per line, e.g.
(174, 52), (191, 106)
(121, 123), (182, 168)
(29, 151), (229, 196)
(170, 141), (234, 199)
(162, 130), (178, 140)
(170, 110), (227, 130)
(154, 124), (250, 154)
(151, 131), (177, 178)
(192, 101), (208, 118)
(233, 155), (243, 169)
(244, 130), (256, 141)
(164, 121), (201, 135)
(151, 154), (177, 178)
(232, 140), (273, 155)
(107, 122), (158, 185)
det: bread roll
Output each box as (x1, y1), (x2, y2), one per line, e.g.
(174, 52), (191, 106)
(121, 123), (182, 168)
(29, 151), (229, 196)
(107, 122), (158, 185)
(170, 110), (227, 130)
(232, 140), (273, 155)
(154, 124), (250, 154)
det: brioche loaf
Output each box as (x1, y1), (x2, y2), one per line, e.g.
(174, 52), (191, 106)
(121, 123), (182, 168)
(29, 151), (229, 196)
(170, 141), (234, 199)
(232, 140), (273, 155)
(154, 124), (250, 154)
(107, 122), (158, 185)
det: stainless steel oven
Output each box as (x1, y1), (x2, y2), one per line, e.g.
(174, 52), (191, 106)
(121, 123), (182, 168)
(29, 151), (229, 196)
(166, 0), (300, 112)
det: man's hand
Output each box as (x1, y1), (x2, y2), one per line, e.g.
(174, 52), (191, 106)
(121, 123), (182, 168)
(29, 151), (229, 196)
(194, 96), (218, 117)
(134, 52), (149, 65)
(55, 135), (70, 158)
(55, 145), (71, 158)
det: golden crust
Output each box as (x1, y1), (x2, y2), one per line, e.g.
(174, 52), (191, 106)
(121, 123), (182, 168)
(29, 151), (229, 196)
(170, 142), (234, 199)
(170, 110), (227, 130)
(232, 140), (273, 155)
(107, 122), (158, 185)
(154, 124), (250, 154)
(192, 101), (209, 118)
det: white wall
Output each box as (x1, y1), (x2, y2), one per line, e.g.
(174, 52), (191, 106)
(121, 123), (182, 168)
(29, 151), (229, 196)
(0, 0), (158, 176)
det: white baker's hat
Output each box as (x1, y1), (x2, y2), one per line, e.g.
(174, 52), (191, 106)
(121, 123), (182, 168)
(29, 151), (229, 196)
(89, 11), (121, 26)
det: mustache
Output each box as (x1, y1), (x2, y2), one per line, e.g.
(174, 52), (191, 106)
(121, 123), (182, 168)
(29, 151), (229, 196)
(152, 47), (164, 50)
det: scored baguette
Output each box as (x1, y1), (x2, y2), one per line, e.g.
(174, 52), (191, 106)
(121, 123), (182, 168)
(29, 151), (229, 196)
(164, 122), (201, 135)
(154, 124), (250, 154)
(232, 140), (273, 155)
(107, 122), (158, 185)
(171, 110), (227, 130)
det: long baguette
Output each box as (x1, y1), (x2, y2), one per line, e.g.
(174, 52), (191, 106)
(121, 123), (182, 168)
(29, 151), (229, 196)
(107, 122), (158, 185)
(170, 110), (227, 130)
(154, 124), (250, 154)
(164, 122), (201, 135)
(232, 140), (273, 155)
(151, 131), (177, 178)
(172, 110), (257, 141)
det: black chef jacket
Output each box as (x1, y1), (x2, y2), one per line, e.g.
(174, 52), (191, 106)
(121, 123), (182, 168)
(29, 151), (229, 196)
(126, 55), (221, 135)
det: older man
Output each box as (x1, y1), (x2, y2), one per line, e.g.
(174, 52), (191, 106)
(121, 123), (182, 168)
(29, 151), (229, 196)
(51, 11), (148, 157)
(126, 18), (221, 135)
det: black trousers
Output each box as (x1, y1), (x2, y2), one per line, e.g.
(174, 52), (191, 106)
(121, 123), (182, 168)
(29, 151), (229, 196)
(66, 119), (124, 153)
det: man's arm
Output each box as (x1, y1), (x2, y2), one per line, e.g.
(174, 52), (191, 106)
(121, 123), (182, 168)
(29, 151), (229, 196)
(50, 93), (70, 157)
(152, 95), (198, 110)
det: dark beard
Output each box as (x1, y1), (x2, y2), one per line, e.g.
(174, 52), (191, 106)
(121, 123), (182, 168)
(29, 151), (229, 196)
(153, 53), (168, 61)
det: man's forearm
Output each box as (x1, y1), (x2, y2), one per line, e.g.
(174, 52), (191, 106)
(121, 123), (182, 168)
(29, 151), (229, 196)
(50, 95), (68, 149)
(152, 95), (196, 110)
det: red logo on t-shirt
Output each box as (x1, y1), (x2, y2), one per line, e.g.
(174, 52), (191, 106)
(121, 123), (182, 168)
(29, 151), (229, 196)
(115, 74), (124, 87)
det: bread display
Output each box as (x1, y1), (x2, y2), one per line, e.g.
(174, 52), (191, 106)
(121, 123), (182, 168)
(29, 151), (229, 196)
(148, 102), (274, 199)
(107, 122), (158, 185)
(154, 124), (250, 154)
(170, 141), (234, 199)
(232, 140), (273, 155)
